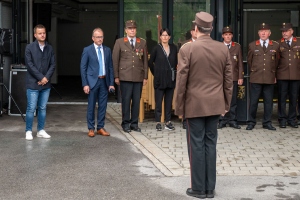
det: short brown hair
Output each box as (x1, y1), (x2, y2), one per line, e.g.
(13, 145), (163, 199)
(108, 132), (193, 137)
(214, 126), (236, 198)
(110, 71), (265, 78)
(34, 24), (46, 33)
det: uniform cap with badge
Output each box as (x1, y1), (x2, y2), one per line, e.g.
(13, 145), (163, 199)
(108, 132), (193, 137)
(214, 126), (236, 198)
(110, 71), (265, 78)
(125, 20), (137, 28)
(192, 11), (213, 29)
(258, 23), (270, 30)
(280, 23), (293, 31)
(222, 26), (233, 34)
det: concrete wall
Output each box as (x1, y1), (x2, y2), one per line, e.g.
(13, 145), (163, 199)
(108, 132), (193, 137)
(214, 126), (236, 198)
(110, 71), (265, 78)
(57, 11), (118, 76)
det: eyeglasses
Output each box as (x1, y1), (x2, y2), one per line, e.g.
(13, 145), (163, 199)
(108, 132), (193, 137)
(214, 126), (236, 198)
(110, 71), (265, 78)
(93, 36), (104, 39)
(161, 35), (170, 37)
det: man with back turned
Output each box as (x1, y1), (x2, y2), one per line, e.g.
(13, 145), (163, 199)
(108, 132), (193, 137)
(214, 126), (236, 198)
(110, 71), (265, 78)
(175, 12), (232, 199)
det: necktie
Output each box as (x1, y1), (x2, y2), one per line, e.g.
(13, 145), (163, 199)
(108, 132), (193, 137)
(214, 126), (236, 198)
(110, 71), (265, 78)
(227, 44), (230, 49)
(98, 46), (103, 76)
(130, 39), (134, 49)
(263, 41), (266, 52)
(286, 40), (290, 47)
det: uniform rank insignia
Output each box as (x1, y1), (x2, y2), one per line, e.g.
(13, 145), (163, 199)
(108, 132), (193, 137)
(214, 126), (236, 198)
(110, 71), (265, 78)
(124, 37), (128, 42)
(233, 54), (237, 61)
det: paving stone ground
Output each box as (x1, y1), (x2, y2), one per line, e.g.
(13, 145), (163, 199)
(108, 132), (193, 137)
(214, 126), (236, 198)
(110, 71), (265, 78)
(106, 102), (300, 177)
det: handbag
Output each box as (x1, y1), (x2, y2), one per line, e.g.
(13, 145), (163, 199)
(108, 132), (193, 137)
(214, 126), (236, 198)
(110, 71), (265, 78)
(158, 44), (176, 81)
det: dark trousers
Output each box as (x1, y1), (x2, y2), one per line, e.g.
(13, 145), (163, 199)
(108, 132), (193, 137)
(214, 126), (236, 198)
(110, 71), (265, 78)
(87, 78), (108, 130)
(248, 83), (274, 126)
(186, 115), (219, 191)
(220, 81), (238, 124)
(154, 88), (174, 122)
(120, 81), (143, 128)
(277, 80), (300, 123)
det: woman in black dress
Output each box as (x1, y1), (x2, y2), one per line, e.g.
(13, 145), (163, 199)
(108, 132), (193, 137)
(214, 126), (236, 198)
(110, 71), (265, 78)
(148, 28), (178, 131)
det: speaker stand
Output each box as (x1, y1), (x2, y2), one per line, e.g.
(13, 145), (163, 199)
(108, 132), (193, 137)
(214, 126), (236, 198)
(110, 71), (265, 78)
(0, 54), (25, 121)
(51, 85), (62, 99)
(0, 83), (25, 121)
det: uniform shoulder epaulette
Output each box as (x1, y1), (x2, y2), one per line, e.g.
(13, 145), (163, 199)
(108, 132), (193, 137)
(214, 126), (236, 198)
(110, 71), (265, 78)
(272, 40), (279, 44)
(233, 42), (240, 46)
(180, 41), (191, 49)
(138, 37), (146, 41)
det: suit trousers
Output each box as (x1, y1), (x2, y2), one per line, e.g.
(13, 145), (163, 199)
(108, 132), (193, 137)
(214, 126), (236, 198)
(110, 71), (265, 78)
(120, 81), (143, 128)
(220, 81), (238, 124)
(277, 80), (300, 123)
(87, 78), (108, 130)
(186, 115), (219, 191)
(154, 88), (174, 122)
(248, 83), (274, 126)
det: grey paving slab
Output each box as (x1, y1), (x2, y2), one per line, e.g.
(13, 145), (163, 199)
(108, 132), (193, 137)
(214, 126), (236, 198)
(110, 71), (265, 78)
(107, 102), (300, 176)
(1, 103), (300, 199)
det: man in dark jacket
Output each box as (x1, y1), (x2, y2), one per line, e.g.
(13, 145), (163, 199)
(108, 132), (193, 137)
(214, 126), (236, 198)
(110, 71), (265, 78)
(24, 24), (55, 140)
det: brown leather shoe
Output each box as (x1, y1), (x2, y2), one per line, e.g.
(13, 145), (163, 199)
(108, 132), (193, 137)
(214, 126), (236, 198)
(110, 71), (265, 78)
(88, 129), (95, 137)
(97, 128), (110, 136)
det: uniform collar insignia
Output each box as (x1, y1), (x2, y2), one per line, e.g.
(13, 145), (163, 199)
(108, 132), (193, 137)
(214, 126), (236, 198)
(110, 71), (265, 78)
(269, 40), (273, 45)
(231, 41), (235, 46)
(281, 38), (285, 42)
(255, 40), (260, 45)
(136, 38), (140, 43)
(124, 37), (128, 42)
(293, 37), (297, 42)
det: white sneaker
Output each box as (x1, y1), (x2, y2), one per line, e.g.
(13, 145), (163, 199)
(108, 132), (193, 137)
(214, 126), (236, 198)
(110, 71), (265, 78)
(25, 131), (33, 140)
(37, 130), (51, 139)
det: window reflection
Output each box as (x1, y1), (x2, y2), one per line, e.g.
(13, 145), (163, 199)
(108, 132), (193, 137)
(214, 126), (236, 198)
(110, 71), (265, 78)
(124, 0), (162, 54)
(174, 0), (209, 48)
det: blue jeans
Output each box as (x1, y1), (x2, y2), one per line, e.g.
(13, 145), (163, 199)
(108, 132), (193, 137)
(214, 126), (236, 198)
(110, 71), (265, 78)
(25, 88), (51, 132)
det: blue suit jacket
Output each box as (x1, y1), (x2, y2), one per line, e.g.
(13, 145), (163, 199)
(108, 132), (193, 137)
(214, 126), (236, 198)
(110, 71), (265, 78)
(80, 44), (114, 89)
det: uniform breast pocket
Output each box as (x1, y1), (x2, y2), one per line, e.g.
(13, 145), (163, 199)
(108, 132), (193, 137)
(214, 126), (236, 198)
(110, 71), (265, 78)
(292, 48), (300, 59)
(120, 49), (129, 58)
(254, 52), (262, 57)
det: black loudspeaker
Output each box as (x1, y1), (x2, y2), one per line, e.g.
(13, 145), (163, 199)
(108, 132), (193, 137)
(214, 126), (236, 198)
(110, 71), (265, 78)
(0, 29), (13, 55)
(9, 69), (27, 116)
(33, 3), (52, 32)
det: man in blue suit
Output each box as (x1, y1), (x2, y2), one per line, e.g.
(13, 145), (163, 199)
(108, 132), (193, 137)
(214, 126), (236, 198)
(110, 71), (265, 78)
(80, 28), (115, 137)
